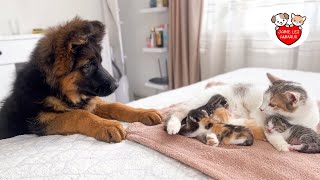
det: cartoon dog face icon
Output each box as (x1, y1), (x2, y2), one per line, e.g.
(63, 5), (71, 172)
(271, 13), (289, 30)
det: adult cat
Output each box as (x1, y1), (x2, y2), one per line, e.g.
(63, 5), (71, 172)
(166, 73), (319, 151)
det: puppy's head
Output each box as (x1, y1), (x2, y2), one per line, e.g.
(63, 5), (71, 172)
(271, 13), (289, 26)
(35, 17), (118, 104)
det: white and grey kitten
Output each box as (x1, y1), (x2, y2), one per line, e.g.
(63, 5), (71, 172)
(266, 115), (320, 153)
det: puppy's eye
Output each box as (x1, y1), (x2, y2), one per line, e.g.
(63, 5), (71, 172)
(205, 123), (213, 129)
(83, 63), (91, 69)
(269, 103), (275, 107)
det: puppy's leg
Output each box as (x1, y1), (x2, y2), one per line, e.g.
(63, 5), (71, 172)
(39, 110), (126, 143)
(94, 100), (162, 126)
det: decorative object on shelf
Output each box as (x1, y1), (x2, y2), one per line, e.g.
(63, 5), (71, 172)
(162, 24), (168, 47)
(163, 0), (169, 7)
(146, 24), (168, 49)
(157, 0), (164, 7)
(155, 27), (163, 48)
(150, 27), (156, 48)
(149, 0), (157, 8)
(156, 0), (169, 7)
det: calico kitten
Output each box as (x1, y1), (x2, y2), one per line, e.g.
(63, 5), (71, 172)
(266, 115), (320, 153)
(179, 94), (229, 135)
(181, 109), (254, 146)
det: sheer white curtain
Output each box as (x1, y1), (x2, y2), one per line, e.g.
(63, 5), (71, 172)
(200, 0), (320, 79)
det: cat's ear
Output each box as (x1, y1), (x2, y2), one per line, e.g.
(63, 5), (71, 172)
(283, 91), (300, 106)
(279, 121), (287, 129)
(266, 73), (282, 84)
(302, 16), (306, 21)
(291, 13), (295, 18)
(201, 110), (209, 117)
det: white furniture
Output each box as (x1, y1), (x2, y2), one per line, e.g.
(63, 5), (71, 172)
(0, 34), (115, 102)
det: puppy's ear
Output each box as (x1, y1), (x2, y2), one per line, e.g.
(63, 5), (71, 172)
(284, 13), (289, 19)
(89, 20), (105, 43)
(271, 15), (276, 23)
(68, 32), (88, 52)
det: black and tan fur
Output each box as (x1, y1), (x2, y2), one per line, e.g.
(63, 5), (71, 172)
(0, 17), (162, 142)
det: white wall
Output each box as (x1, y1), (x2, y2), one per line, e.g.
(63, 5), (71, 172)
(0, 0), (104, 35)
(119, 0), (168, 99)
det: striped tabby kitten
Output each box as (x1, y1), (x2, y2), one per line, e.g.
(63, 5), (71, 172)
(266, 115), (320, 153)
(183, 109), (254, 146)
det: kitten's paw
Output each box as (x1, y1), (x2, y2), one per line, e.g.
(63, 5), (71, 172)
(166, 117), (181, 135)
(206, 133), (219, 147)
(275, 144), (290, 152)
(289, 144), (303, 151)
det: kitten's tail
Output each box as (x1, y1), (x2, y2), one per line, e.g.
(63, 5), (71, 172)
(244, 119), (266, 141)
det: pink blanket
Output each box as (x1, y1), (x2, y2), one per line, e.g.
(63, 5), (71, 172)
(127, 123), (320, 179)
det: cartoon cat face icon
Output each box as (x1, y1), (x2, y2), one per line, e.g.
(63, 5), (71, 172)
(291, 13), (306, 27)
(271, 13), (289, 27)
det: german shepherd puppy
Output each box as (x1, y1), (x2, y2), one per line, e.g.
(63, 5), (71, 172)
(0, 17), (162, 142)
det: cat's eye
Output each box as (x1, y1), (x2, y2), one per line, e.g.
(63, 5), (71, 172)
(205, 123), (213, 129)
(269, 103), (275, 107)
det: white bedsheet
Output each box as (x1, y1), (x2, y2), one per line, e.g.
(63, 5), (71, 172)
(1, 68), (320, 179)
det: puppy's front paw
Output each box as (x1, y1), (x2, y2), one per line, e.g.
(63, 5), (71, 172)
(206, 133), (219, 147)
(96, 122), (126, 143)
(167, 117), (181, 135)
(139, 109), (162, 126)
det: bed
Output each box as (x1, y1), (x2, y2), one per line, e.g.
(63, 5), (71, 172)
(1, 68), (320, 179)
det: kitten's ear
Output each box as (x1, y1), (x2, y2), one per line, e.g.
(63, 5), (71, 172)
(201, 110), (209, 117)
(283, 91), (300, 106)
(291, 13), (295, 18)
(280, 121), (287, 128)
(302, 16), (306, 21)
(189, 116), (196, 122)
(266, 73), (282, 84)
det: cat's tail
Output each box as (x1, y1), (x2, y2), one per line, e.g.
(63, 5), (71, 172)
(244, 119), (266, 141)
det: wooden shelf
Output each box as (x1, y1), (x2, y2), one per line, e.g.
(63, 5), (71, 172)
(140, 7), (168, 14)
(142, 47), (167, 53)
(145, 81), (168, 90)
